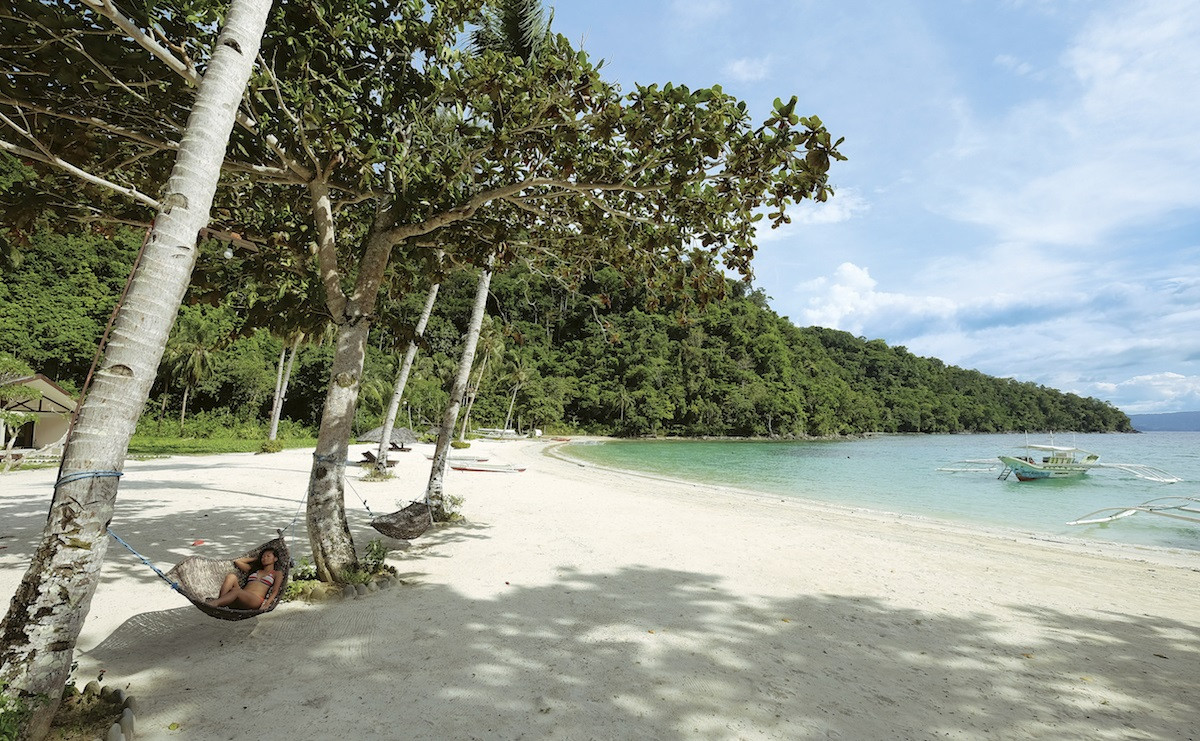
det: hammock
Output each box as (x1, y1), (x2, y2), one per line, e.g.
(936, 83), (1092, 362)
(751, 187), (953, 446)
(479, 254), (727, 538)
(370, 501), (433, 540)
(164, 536), (292, 621)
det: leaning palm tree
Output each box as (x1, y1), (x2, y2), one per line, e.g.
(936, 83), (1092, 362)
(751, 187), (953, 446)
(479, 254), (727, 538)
(0, 2), (274, 734)
(457, 315), (505, 440)
(372, 251), (444, 473)
(424, 0), (554, 518)
(501, 354), (532, 432)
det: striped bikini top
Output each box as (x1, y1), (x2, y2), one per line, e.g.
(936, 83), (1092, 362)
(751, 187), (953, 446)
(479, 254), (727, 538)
(247, 571), (276, 587)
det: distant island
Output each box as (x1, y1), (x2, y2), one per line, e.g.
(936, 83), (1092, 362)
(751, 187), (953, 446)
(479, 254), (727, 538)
(1128, 411), (1200, 432)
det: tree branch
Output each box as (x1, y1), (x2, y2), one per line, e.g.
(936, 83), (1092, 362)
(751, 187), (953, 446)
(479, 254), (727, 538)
(78, 0), (315, 182)
(308, 180), (348, 322)
(0, 96), (181, 149)
(0, 136), (159, 210)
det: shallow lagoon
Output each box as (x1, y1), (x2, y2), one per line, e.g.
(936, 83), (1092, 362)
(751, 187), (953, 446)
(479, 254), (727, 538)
(563, 432), (1200, 552)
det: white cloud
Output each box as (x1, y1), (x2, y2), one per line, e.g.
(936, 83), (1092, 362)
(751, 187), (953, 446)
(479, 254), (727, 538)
(1089, 373), (1200, 414)
(791, 189), (868, 225)
(938, 1), (1200, 247)
(723, 56), (771, 82)
(751, 190), (867, 248)
(796, 263), (956, 336)
(993, 54), (1034, 76)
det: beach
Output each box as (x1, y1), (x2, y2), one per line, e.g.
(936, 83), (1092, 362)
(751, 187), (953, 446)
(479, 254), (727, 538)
(2, 439), (1198, 740)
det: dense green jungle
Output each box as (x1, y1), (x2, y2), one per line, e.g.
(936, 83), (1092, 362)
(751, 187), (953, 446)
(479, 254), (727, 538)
(1, 225), (1132, 439)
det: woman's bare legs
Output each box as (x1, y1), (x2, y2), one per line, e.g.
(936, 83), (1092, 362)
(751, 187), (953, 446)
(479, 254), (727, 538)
(218, 572), (239, 597)
(206, 586), (265, 608)
(206, 573), (265, 608)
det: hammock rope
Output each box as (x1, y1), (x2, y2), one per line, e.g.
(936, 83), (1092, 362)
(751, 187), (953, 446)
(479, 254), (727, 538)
(106, 529), (181, 591)
(335, 452), (433, 540)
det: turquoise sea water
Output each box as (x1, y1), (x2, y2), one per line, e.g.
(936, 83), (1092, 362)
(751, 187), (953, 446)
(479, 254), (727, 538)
(561, 432), (1200, 552)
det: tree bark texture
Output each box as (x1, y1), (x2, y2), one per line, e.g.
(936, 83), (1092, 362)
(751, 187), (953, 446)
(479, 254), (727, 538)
(0, 2), (272, 737)
(305, 318), (371, 582)
(426, 258), (493, 519)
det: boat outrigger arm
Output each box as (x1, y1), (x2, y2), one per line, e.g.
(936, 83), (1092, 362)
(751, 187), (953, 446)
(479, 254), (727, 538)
(1067, 497), (1200, 526)
(1087, 463), (1182, 483)
(935, 459), (1001, 473)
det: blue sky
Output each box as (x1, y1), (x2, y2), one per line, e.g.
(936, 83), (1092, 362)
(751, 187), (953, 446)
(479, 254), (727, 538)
(550, 1), (1200, 414)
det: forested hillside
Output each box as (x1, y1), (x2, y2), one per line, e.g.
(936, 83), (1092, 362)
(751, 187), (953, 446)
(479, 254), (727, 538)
(1, 226), (1132, 437)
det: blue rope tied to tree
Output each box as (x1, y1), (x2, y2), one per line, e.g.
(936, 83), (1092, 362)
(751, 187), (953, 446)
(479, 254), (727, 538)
(106, 529), (181, 592)
(282, 489), (307, 535)
(312, 452), (345, 465)
(342, 475), (374, 517)
(54, 470), (123, 488)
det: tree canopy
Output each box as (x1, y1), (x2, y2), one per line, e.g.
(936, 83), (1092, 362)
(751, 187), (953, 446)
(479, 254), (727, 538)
(2, 226), (1133, 438)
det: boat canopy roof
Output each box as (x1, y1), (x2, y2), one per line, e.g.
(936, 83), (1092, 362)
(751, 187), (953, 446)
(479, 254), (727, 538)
(1019, 443), (1093, 453)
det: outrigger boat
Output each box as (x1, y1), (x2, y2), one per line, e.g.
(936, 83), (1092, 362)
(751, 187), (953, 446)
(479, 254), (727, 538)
(938, 442), (1181, 483)
(998, 444), (1099, 481)
(1068, 496), (1200, 526)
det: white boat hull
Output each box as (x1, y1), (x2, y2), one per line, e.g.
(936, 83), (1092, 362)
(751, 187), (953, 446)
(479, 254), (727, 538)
(449, 462), (525, 473)
(998, 456), (1091, 481)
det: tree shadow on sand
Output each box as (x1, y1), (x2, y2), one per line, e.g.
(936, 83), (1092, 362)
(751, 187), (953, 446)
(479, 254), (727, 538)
(7, 460), (1198, 739)
(86, 557), (1200, 740)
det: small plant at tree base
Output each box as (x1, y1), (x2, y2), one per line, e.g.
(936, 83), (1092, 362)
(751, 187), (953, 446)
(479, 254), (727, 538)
(337, 569), (374, 586)
(259, 439), (283, 454)
(449, 440), (470, 449)
(281, 578), (321, 602)
(441, 493), (466, 521)
(362, 539), (390, 574)
(360, 468), (392, 482)
(1, 683), (35, 740)
(292, 556), (317, 581)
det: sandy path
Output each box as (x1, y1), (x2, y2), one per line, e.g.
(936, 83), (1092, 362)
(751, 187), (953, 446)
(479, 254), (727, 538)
(2, 440), (1198, 740)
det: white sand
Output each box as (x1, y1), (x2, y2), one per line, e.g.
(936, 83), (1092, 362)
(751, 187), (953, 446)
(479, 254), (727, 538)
(2, 439), (1198, 740)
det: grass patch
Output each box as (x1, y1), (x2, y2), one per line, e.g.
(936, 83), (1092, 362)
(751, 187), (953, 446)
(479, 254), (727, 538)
(127, 437), (318, 456)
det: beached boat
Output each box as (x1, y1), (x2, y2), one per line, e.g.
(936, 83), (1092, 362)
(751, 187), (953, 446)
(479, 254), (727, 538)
(449, 461), (526, 473)
(1068, 496), (1200, 526)
(939, 442), (1181, 483)
(425, 454), (490, 463)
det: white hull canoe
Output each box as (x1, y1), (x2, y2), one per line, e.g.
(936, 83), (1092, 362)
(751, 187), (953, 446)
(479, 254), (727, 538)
(449, 462), (525, 473)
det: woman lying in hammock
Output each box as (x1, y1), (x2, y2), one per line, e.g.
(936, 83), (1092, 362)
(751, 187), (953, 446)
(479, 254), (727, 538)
(205, 546), (282, 609)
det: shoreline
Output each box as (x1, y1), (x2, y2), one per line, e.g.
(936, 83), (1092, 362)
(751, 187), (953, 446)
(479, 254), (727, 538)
(548, 438), (1200, 570)
(2, 439), (1198, 739)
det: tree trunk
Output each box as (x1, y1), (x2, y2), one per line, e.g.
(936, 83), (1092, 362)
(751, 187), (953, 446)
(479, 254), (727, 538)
(303, 208), (398, 582)
(156, 393), (168, 433)
(267, 342), (287, 438)
(268, 332), (302, 440)
(178, 384), (190, 435)
(426, 258), (493, 519)
(305, 318), (371, 582)
(374, 280), (439, 473)
(457, 344), (492, 441)
(503, 385), (519, 431)
(0, 2), (272, 736)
